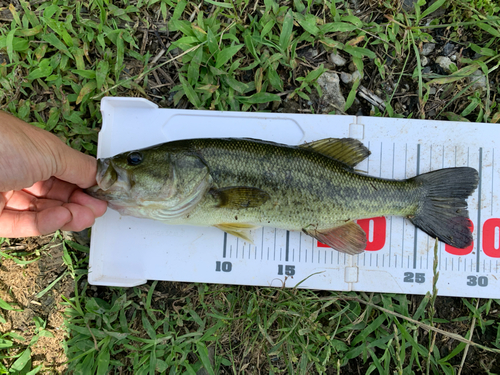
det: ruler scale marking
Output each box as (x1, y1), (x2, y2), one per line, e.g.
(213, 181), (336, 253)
(476, 148), (483, 273)
(223, 233), (227, 258)
(492, 148), (495, 216)
(285, 231), (290, 262)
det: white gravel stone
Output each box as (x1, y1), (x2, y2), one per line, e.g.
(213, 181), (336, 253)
(436, 56), (454, 72)
(421, 43), (436, 56)
(317, 71), (346, 113)
(351, 70), (362, 82)
(468, 69), (488, 91)
(340, 71), (352, 84)
(330, 52), (347, 66)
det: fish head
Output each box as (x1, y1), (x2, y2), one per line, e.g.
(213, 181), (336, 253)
(87, 144), (211, 220)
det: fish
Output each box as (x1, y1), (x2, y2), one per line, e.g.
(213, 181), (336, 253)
(87, 137), (479, 255)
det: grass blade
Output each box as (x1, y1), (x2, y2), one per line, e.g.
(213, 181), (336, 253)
(179, 74), (202, 107)
(421, 0), (446, 19)
(215, 44), (243, 68)
(196, 342), (215, 375)
(204, 0), (232, 9)
(279, 9), (294, 53)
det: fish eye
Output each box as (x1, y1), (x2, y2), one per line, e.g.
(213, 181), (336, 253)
(127, 152), (143, 166)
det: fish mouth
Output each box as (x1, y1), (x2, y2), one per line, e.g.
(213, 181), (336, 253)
(85, 158), (119, 199)
(96, 158), (118, 191)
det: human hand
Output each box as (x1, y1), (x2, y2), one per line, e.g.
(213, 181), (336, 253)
(0, 111), (107, 237)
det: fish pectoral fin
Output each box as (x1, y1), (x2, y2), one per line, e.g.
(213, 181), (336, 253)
(299, 138), (370, 168)
(211, 186), (270, 209)
(215, 223), (258, 244)
(303, 222), (367, 255)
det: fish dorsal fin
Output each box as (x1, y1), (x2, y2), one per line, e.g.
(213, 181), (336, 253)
(211, 186), (270, 209)
(215, 223), (258, 244)
(303, 221), (367, 255)
(299, 138), (370, 167)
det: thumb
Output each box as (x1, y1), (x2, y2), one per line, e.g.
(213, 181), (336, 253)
(54, 146), (98, 189)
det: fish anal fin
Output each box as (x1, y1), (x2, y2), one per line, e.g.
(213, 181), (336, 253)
(303, 222), (367, 255)
(299, 138), (370, 167)
(215, 223), (258, 244)
(211, 186), (270, 209)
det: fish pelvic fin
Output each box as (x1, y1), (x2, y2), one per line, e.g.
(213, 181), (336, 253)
(299, 138), (370, 168)
(215, 223), (257, 244)
(409, 167), (478, 248)
(303, 222), (367, 255)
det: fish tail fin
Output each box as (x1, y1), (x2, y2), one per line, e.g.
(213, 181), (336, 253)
(408, 167), (478, 248)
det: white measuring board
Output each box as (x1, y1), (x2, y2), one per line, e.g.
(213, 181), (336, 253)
(88, 97), (500, 298)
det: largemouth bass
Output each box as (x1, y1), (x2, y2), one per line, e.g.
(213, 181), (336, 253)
(87, 138), (478, 254)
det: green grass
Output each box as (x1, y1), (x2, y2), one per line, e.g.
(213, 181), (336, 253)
(1, 0), (500, 373)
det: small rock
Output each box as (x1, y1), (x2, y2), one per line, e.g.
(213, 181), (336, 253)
(429, 87), (436, 95)
(348, 62), (356, 72)
(427, 109), (436, 117)
(330, 52), (347, 66)
(450, 54), (457, 61)
(422, 43), (436, 56)
(421, 56), (428, 66)
(0, 53), (8, 65)
(170, 47), (182, 57)
(423, 66), (431, 74)
(468, 70), (488, 91)
(300, 48), (319, 59)
(341, 70), (361, 85)
(340, 71), (352, 84)
(443, 42), (455, 56)
(402, 0), (418, 12)
(436, 56), (454, 73)
(351, 70), (362, 82)
(394, 102), (405, 112)
(317, 71), (346, 113)
(349, 0), (359, 9)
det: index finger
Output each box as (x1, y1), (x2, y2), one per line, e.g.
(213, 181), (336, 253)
(51, 141), (98, 189)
